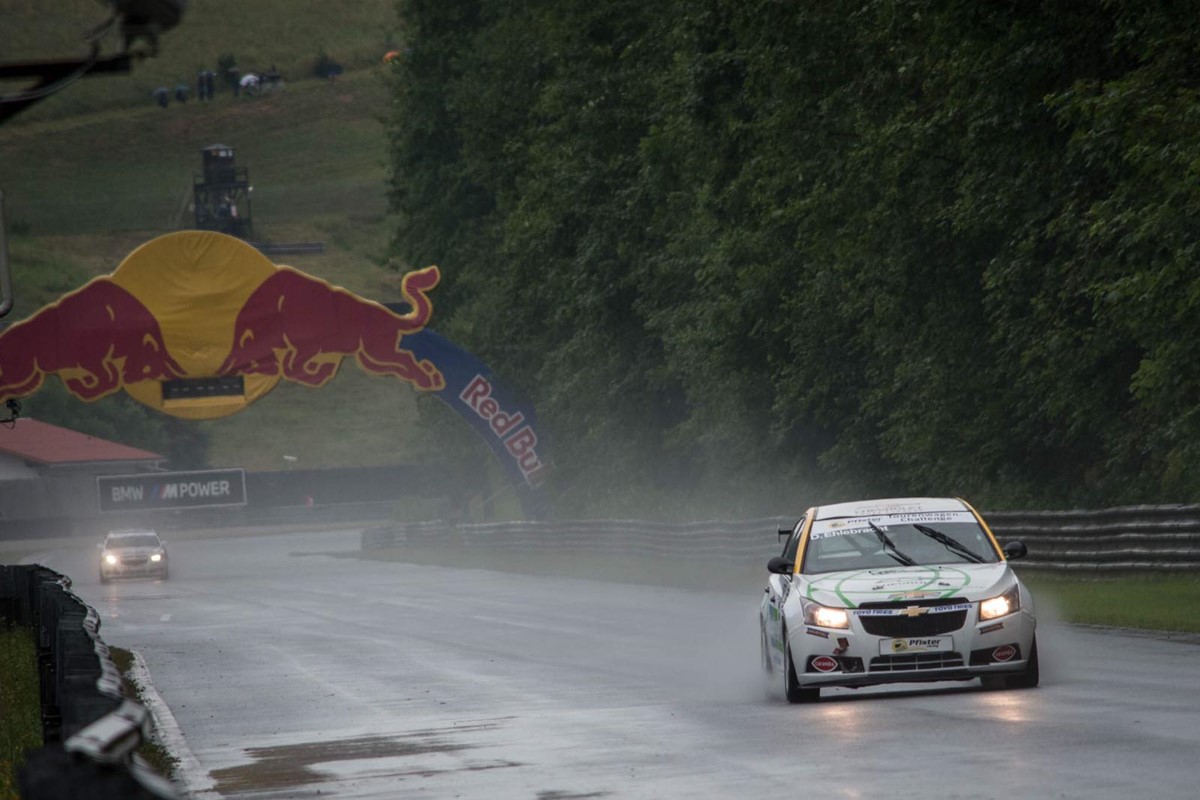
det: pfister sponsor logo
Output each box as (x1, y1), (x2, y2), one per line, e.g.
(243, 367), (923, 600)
(459, 375), (548, 486)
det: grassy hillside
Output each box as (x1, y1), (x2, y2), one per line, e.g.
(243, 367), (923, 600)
(0, 0), (400, 121)
(0, 70), (390, 235)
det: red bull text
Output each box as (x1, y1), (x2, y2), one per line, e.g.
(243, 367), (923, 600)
(459, 374), (548, 486)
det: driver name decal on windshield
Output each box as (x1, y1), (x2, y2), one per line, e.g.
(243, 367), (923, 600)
(810, 511), (976, 540)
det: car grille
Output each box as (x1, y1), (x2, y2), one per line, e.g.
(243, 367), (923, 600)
(870, 652), (965, 672)
(122, 556), (148, 566)
(859, 612), (967, 637)
(856, 598), (969, 637)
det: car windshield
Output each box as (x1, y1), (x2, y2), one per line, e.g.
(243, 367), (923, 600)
(107, 534), (161, 549)
(801, 512), (999, 574)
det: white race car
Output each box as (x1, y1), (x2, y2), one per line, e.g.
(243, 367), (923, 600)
(761, 497), (1037, 702)
(99, 529), (169, 583)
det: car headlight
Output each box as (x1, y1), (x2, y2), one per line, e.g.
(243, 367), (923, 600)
(802, 599), (850, 629)
(979, 584), (1021, 621)
(104, 553), (118, 565)
(150, 553), (162, 562)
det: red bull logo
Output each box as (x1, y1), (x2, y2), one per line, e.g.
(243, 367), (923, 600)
(217, 265), (443, 390)
(0, 231), (443, 419)
(0, 279), (185, 401)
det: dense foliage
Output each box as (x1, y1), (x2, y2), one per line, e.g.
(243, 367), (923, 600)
(386, 0), (1200, 515)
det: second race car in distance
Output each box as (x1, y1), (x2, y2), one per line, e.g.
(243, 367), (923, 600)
(761, 497), (1036, 703)
(99, 528), (169, 583)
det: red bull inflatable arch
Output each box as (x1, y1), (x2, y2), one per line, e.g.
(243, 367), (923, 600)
(0, 231), (548, 516)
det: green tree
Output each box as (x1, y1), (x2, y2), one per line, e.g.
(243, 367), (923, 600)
(386, 0), (1200, 514)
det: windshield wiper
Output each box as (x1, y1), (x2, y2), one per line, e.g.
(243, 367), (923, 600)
(913, 523), (985, 563)
(868, 521), (917, 566)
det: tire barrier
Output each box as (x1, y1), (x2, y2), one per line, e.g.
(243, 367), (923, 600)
(363, 505), (1200, 572)
(0, 564), (178, 800)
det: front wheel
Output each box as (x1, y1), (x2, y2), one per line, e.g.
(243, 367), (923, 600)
(980, 636), (1039, 690)
(783, 637), (820, 704)
(1006, 636), (1039, 689)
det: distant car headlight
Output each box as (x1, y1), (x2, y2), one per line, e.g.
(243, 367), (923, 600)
(979, 585), (1021, 620)
(802, 599), (850, 629)
(150, 553), (162, 562)
(104, 553), (118, 565)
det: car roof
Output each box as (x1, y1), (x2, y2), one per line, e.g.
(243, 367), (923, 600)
(812, 496), (968, 521)
(105, 529), (160, 538)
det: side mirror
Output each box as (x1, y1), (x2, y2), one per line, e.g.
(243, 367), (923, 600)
(1003, 540), (1028, 560)
(767, 556), (794, 574)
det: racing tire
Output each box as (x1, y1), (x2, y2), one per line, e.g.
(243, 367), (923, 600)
(980, 636), (1040, 690)
(1006, 636), (1039, 689)
(783, 640), (820, 704)
(760, 624), (779, 700)
(99, 573), (109, 585)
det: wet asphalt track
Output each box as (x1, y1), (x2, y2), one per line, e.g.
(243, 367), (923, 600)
(31, 528), (1200, 799)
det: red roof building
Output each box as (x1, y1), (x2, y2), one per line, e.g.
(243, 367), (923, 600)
(0, 418), (164, 479)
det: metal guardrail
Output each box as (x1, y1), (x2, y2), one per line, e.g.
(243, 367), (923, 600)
(986, 505), (1200, 571)
(0, 564), (178, 799)
(363, 505), (1200, 572)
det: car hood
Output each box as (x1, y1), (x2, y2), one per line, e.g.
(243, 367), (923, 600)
(796, 562), (1013, 608)
(106, 546), (162, 556)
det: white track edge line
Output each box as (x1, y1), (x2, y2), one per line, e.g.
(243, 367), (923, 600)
(129, 649), (221, 800)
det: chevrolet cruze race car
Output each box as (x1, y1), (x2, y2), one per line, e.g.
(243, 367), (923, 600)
(99, 529), (169, 583)
(761, 497), (1036, 702)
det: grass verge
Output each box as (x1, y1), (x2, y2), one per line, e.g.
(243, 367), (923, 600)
(0, 626), (41, 800)
(108, 647), (178, 781)
(1022, 573), (1200, 634)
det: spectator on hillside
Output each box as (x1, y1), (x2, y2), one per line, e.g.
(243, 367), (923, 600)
(197, 69), (216, 100)
(152, 86), (169, 108)
(239, 73), (260, 96)
(174, 83), (189, 103)
(314, 52), (343, 81)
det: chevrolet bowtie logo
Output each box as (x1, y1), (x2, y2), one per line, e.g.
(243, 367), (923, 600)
(901, 606), (929, 617)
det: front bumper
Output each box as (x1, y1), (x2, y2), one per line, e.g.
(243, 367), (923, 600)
(786, 606), (1036, 689)
(100, 558), (167, 580)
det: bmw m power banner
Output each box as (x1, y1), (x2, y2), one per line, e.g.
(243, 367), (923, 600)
(98, 468), (247, 512)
